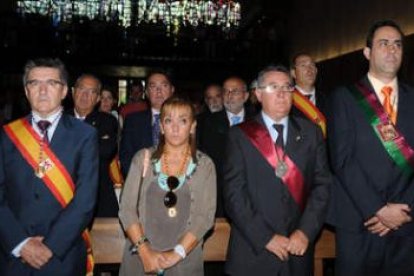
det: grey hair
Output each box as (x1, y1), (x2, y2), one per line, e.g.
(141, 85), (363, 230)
(23, 58), (68, 86)
(256, 65), (293, 87)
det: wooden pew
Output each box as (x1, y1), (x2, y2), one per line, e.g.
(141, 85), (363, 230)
(91, 218), (335, 276)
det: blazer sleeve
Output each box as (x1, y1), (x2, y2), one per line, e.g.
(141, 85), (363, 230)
(120, 115), (137, 178)
(328, 87), (385, 220)
(0, 133), (28, 253)
(223, 128), (275, 254)
(43, 128), (99, 259)
(298, 126), (332, 242)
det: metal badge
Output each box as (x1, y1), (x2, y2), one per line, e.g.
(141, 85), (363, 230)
(275, 161), (288, 178)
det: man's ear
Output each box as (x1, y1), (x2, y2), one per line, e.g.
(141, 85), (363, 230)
(363, 47), (371, 61)
(62, 85), (68, 100)
(290, 68), (296, 79)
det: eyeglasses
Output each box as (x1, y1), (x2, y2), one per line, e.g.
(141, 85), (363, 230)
(223, 88), (245, 96)
(147, 83), (171, 92)
(26, 79), (64, 90)
(258, 84), (294, 94)
(76, 86), (99, 95)
(164, 176), (179, 208)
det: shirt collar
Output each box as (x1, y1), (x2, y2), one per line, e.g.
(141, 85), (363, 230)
(367, 73), (398, 95)
(295, 85), (315, 96)
(226, 109), (245, 120)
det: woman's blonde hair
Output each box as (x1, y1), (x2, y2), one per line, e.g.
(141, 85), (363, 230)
(152, 97), (197, 162)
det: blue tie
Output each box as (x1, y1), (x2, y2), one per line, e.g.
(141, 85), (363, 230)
(273, 124), (284, 147)
(231, 116), (241, 126)
(152, 114), (160, 146)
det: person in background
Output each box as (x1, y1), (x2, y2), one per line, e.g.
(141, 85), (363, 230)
(119, 97), (216, 275)
(290, 53), (327, 137)
(0, 58), (98, 275)
(120, 70), (174, 178)
(196, 84), (223, 146)
(198, 76), (254, 217)
(100, 86), (120, 120)
(119, 81), (148, 120)
(69, 74), (119, 218)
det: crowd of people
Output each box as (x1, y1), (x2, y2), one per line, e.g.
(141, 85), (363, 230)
(0, 19), (414, 276)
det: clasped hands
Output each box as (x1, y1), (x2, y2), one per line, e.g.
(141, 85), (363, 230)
(265, 229), (309, 261)
(20, 236), (53, 269)
(364, 203), (412, 237)
(138, 244), (183, 274)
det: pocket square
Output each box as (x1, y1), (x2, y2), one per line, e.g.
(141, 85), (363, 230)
(101, 134), (110, 139)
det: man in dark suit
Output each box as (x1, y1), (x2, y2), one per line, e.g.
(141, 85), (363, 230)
(223, 65), (331, 276)
(0, 58), (98, 275)
(224, 66), (331, 276)
(328, 20), (414, 276)
(198, 76), (255, 217)
(290, 53), (327, 137)
(119, 70), (174, 177)
(68, 74), (119, 217)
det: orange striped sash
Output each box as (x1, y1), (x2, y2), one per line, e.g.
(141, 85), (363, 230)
(4, 118), (94, 275)
(292, 90), (326, 138)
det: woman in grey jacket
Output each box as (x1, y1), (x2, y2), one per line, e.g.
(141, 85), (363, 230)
(119, 97), (216, 276)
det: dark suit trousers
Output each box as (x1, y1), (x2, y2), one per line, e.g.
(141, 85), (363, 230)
(336, 230), (414, 276)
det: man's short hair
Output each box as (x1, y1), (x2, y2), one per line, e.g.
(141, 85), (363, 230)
(366, 19), (404, 48)
(290, 52), (311, 69)
(23, 58), (68, 86)
(223, 76), (248, 93)
(203, 84), (223, 97)
(146, 69), (174, 86)
(256, 65), (293, 87)
(74, 74), (102, 94)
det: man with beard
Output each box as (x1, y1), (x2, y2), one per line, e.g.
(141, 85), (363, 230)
(198, 76), (254, 217)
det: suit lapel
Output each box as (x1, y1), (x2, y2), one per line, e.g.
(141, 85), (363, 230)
(396, 84), (414, 145)
(285, 116), (304, 166)
(49, 114), (71, 150)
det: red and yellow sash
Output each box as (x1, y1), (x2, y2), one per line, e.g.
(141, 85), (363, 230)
(4, 118), (94, 275)
(109, 155), (124, 187)
(293, 89), (327, 138)
(239, 120), (306, 211)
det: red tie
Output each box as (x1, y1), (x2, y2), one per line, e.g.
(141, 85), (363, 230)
(381, 86), (396, 124)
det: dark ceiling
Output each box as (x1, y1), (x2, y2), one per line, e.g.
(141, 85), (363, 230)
(0, 0), (292, 82)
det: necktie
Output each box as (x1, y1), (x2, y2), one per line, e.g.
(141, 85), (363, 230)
(381, 86), (396, 124)
(304, 94), (312, 100)
(273, 124), (284, 147)
(231, 116), (241, 126)
(37, 120), (51, 144)
(152, 114), (161, 146)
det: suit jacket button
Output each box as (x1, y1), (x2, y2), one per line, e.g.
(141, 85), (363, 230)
(34, 193), (40, 199)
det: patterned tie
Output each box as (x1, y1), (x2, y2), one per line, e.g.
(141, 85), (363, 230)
(152, 114), (161, 146)
(273, 124), (284, 147)
(231, 116), (241, 126)
(381, 86), (396, 124)
(37, 120), (51, 144)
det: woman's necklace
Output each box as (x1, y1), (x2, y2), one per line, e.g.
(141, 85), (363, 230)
(161, 146), (190, 217)
(162, 146), (190, 177)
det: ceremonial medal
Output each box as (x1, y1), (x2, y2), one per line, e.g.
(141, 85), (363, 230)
(35, 165), (45, 178)
(275, 161), (288, 178)
(377, 123), (398, 142)
(168, 207), (177, 217)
